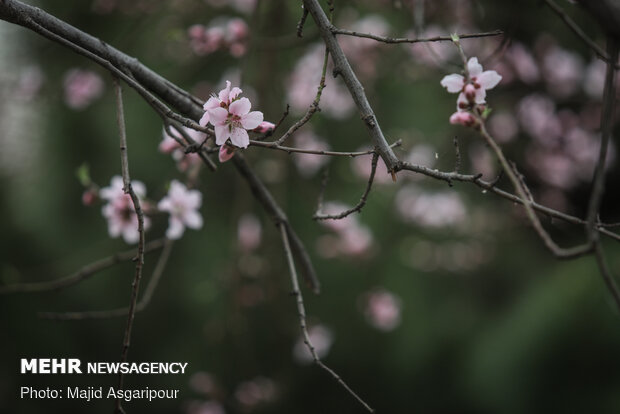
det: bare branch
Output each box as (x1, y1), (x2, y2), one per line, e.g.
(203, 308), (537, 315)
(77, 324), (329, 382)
(0, 239), (165, 294)
(278, 223), (374, 413)
(39, 239), (174, 321)
(314, 152), (379, 220)
(331, 28), (504, 44)
(301, 0), (400, 171)
(249, 138), (402, 157)
(114, 78), (146, 414)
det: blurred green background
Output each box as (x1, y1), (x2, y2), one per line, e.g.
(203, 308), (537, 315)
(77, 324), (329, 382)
(1, 0), (620, 413)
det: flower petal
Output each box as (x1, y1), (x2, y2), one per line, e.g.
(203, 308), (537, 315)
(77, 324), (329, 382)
(218, 80), (231, 102)
(229, 86), (242, 101)
(478, 70), (502, 90)
(185, 191), (202, 209)
(158, 197), (172, 212)
(229, 127), (250, 148)
(166, 217), (185, 240)
(199, 112), (210, 127)
(241, 111), (263, 130)
(215, 125), (231, 146)
(184, 210), (203, 230)
(203, 96), (220, 111)
(219, 145), (235, 162)
(208, 107), (228, 126)
(467, 57), (483, 77)
(440, 74), (464, 93)
(229, 97), (251, 116)
(474, 88), (487, 104)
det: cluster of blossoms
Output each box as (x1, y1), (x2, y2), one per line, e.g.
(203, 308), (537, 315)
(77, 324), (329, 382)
(440, 57), (502, 127)
(199, 80), (265, 150)
(100, 176), (151, 244)
(97, 176), (203, 243)
(188, 18), (249, 57)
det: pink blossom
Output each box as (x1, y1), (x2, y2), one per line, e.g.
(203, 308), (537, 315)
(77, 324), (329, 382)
(541, 45), (583, 98)
(100, 176), (151, 244)
(253, 121), (275, 134)
(396, 186), (466, 228)
(293, 324), (333, 364)
(292, 130), (330, 177)
(234, 377), (276, 408)
(158, 180), (203, 240)
(159, 127), (205, 172)
(287, 44), (355, 119)
(363, 289), (402, 331)
(441, 57), (502, 105)
(487, 111), (519, 143)
(449, 111), (476, 127)
(505, 42), (540, 84)
(217, 145), (234, 163)
(63, 69), (104, 109)
(517, 94), (561, 145)
(208, 96), (263, 148)
(82, 188), (98, 206)
(186, 401), (225, 414)
(237, 214), (262, 251)
(408, 26), (455, 67)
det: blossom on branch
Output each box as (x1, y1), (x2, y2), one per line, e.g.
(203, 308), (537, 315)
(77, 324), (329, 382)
(158, 180), (203, 240)
(100, 175), (150, 244)
(202, 81), (263, 148)
(440, 57), (501, 106)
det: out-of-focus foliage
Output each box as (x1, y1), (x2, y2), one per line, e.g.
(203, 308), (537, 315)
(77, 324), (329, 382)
(1, 0), (620, 413)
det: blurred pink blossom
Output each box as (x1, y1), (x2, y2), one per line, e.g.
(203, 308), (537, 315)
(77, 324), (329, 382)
(338, 14), (389, 78)
(487, 111), (519, 143)
(188, 18), (249, 57)
(15, 65), (44, 101)
(293, 324), (333, 364)
(100, 175), (151, 244)
(541, 46), (584, 98)
(237, 214), (262, 252)
(287, 44), (355, 119)
(293, 130), (330, 177)
(517, 94), (561, 145)
(159, 127), (205, 172)
(205, 0), (256, 14)
(408, 25), (455, 66)
(234, 377), (276, 408)
(63, 69), (104, 109)
(158, 180), (203, 240)
(505, 42), (540, 84)
(396, 186), (466, 228)
(316, 202), (374, 257)
(352, 150), (392, 184)
(186, 400), (225, 414)
(363, 289), (402, 331)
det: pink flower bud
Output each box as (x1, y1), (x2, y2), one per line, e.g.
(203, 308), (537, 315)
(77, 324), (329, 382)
(464, 84), (476, 102)
(253, 121), (275, 134)
(449, 111), (476, 127)
(219, 144), (235, 162)
(82, 189), (98, 206)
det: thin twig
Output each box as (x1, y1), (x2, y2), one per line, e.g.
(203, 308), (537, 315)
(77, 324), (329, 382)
(39, 239), (174, 320)
(114, 78), (146, 414)
(272, 46), (329, 146)
(0, 239), (165, 294)
(250, 139), (402, 157)
(169, 122), (217, 172)
(233, 154), (320, 294)
(301, 0), (400, 171)
(543, 0), (617, 67)
(278, 223), (374, 413)
(331, 27), (504, 44)
(296, 5), (309, 38)
(314, 152), (379, 220)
